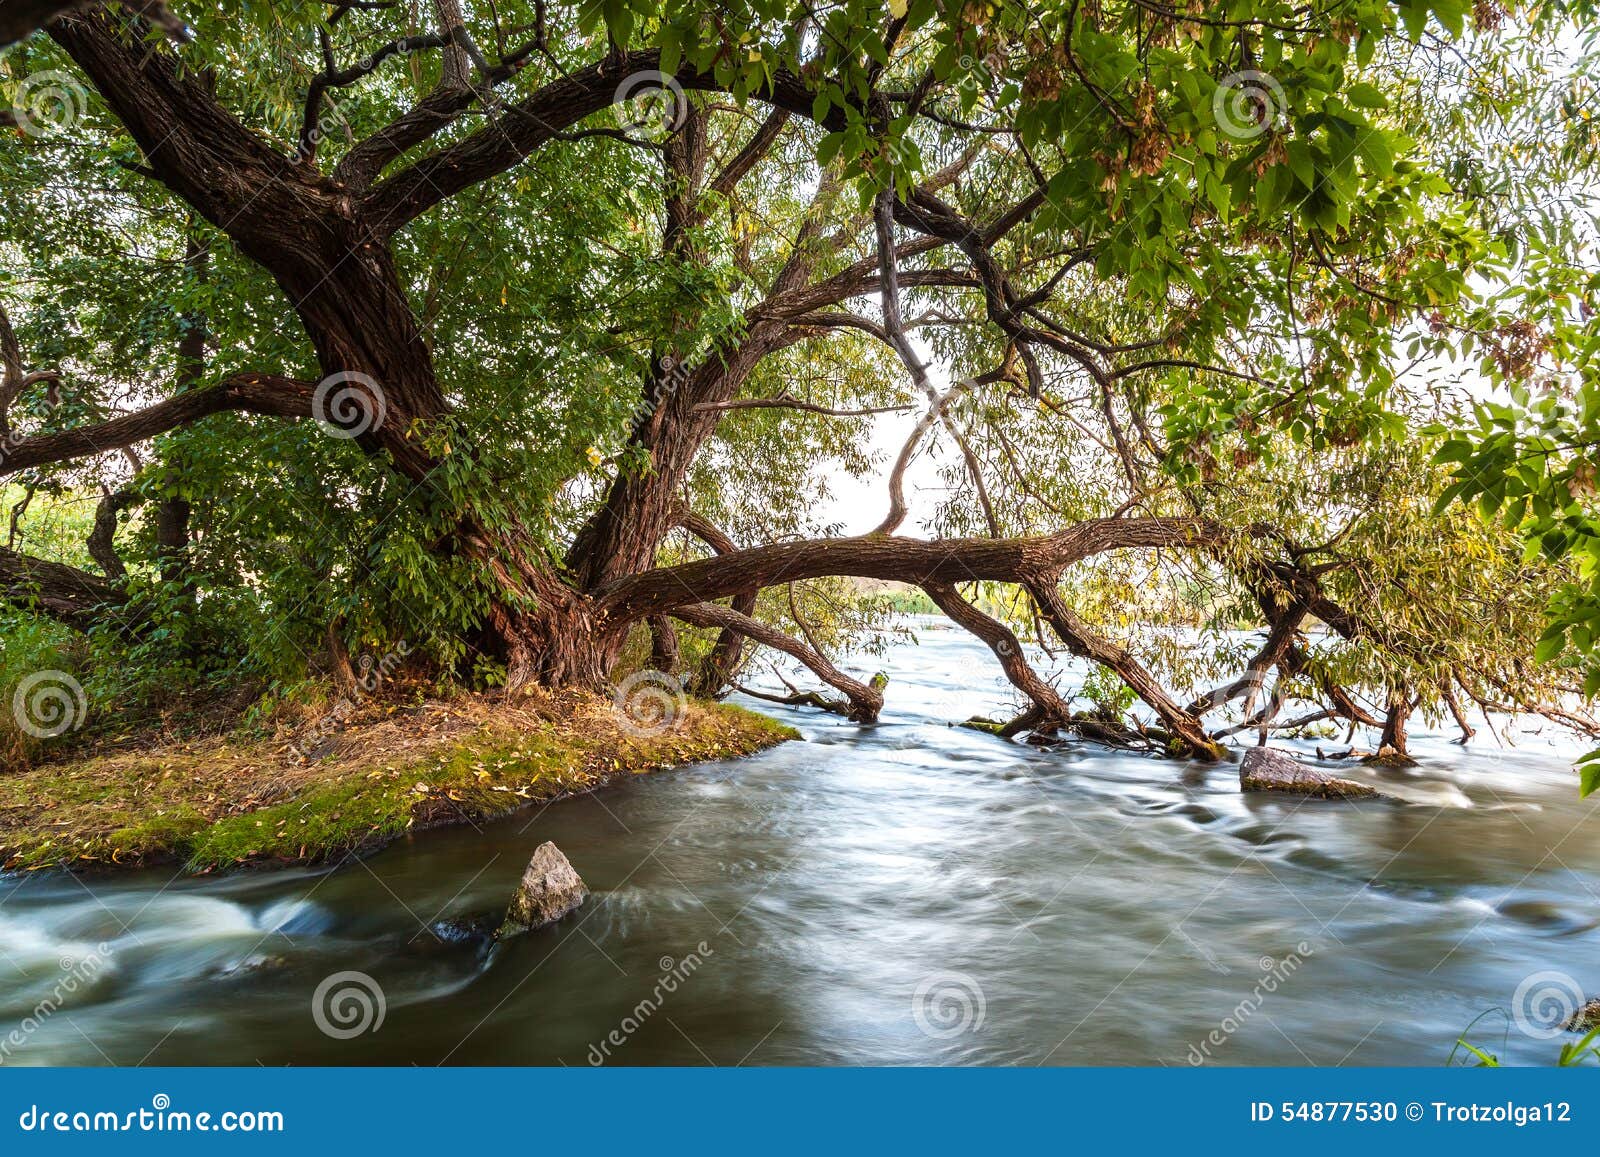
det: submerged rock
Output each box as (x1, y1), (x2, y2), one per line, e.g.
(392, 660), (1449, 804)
(207, 953), (289, 980)
(1495, 900), (1600, 937)
(497, 841), (589, 938)
(1565, 998), (1600, 1033)
(1239, 747), (1379, 800)
(407, 912), (500, 954)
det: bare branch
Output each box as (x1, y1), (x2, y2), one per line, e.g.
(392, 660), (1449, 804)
(923, 580), (1070, 726)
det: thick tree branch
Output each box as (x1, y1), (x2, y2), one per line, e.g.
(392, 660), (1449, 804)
(363, 51), (838, 235)
(0, 374), (314, 477)
(674, 511), (760, 697)
(694, 394), (914, 418)
(86, 487), (135, 579)
(1024, 578), (1221, 758)
(0, 543), (127, 630)
(923, 580), (1070, 726)
(596, 516), (1229, 624)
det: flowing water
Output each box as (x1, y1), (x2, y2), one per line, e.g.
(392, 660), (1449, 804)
(3, 626), (1598, 1067)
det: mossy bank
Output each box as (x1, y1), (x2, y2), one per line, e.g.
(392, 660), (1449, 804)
(0, 691), (796, 874)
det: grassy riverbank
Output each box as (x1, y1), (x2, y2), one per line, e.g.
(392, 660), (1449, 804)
(0, 691), (795, 874)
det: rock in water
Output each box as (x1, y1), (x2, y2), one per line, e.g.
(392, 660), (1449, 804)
(1239, 747), (1378, 800)
(498, 842), (589, 938)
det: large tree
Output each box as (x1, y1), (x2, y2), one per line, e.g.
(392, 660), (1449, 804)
(1, 0), (1595, 760)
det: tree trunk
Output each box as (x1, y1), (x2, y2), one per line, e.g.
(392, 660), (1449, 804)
(647, 615), (681, 675)
(564, 323), (791, 592)
(1377, 688), (1414, 761)
(1024, 579), (1221, 758)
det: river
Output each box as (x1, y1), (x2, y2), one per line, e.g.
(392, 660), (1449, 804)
(2, 625), (1597, 1066)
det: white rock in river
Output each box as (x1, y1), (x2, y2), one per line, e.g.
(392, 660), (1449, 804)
(497, 842), (589, 938)
(1240, 747), (1380, 800)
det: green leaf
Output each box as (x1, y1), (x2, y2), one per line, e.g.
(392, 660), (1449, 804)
(1581, 757), (1600, 799)
(1345, 82), (1388, 109)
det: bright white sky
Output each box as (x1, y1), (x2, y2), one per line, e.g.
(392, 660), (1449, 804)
(811, 329), (955, 536)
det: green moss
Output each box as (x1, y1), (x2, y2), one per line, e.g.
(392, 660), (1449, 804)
(187, 778), (415, 869)
(1, 697), (796, 873)
(109, 806), (212, 857)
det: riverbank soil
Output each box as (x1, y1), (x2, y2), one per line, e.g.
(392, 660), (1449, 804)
(0, 690), (794, 873)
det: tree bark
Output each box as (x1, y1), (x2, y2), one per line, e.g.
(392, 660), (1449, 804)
(597, 518), (1226, 623)
(674, 601), (883, 722)
(923, 581), (1070, 730)
(1377, 688), (1413, 759)
(0, 543), (128, 630)
(86, 488), (134, 579)
(647, 615), (681, 675)
(49, 11), (602, 685)
(673, 511), (758, 697)
(1024, 578), (1221, 758)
